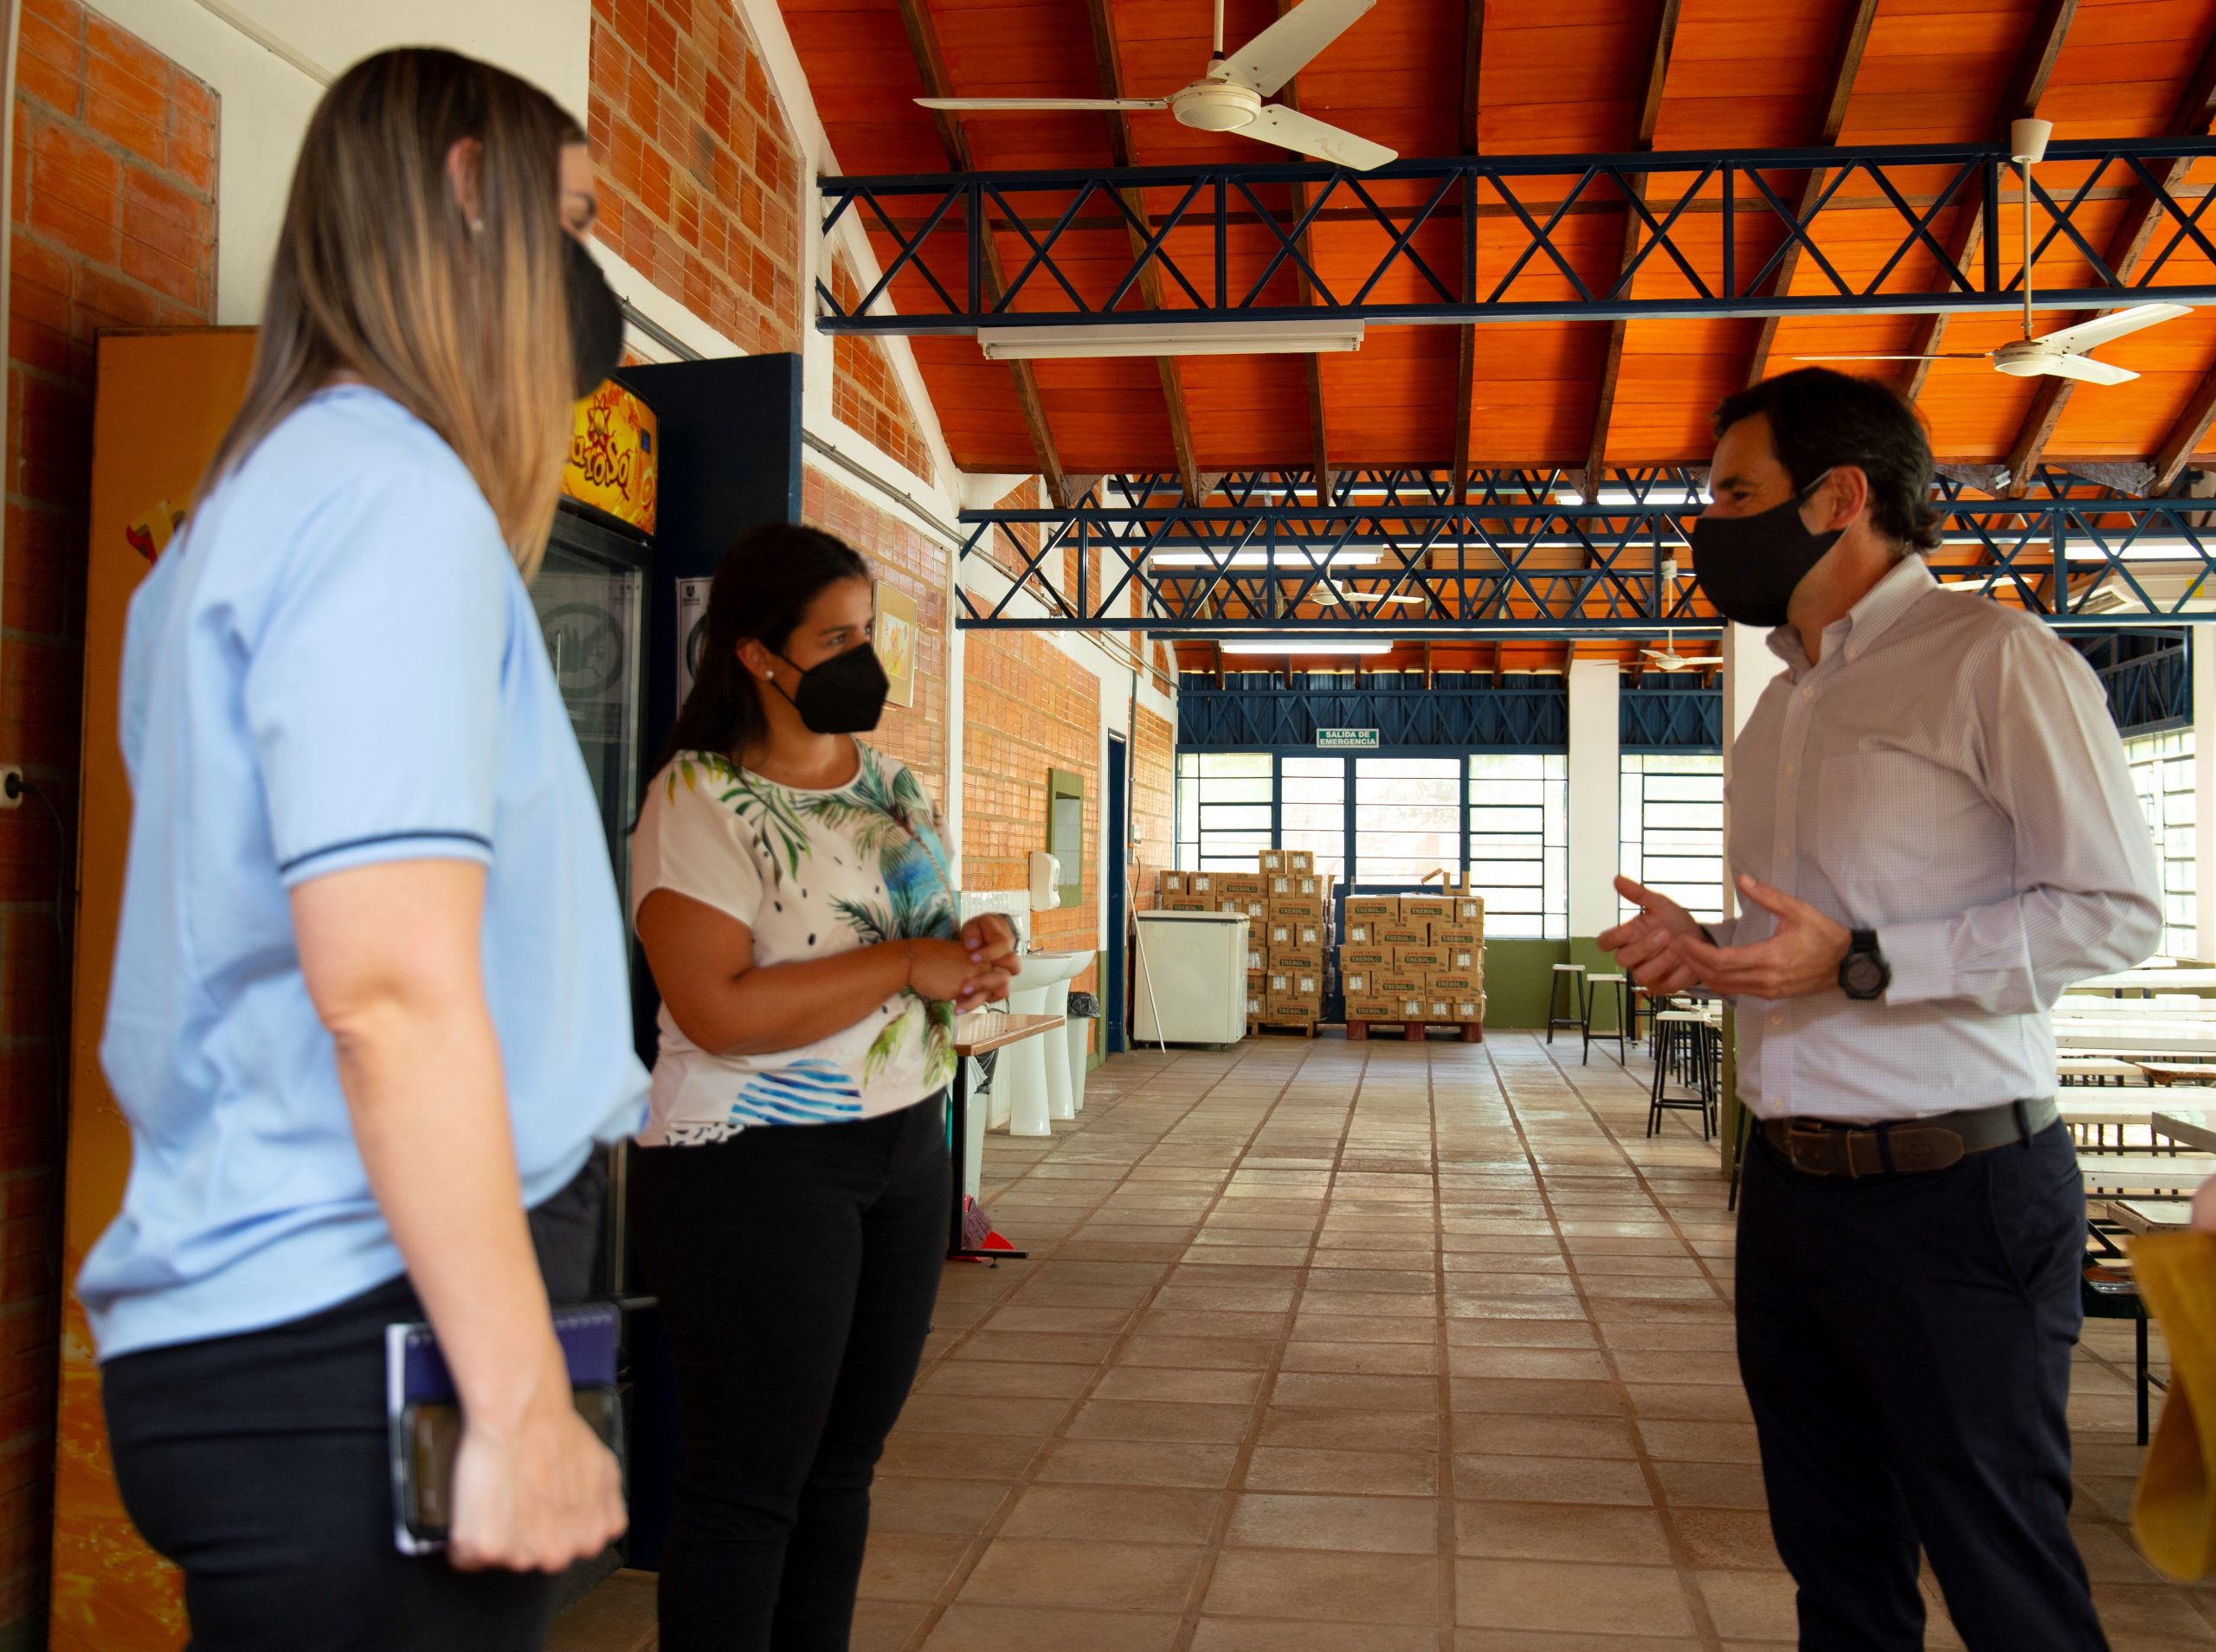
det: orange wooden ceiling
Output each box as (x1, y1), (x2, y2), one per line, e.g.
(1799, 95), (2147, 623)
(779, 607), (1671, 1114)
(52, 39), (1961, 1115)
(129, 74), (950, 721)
(783, 0), (2216, 477)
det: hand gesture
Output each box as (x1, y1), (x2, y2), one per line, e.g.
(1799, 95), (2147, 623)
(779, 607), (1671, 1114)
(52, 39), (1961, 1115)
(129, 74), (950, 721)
(1673, 873), (1851, 1000)
(908, 938), (1015, 1012)
(961, 913), (1021, 974)
(1598, 877), (1708, 993)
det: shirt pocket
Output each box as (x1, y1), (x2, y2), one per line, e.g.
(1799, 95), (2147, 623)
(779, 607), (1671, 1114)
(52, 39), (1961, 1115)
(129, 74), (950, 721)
(1813, 748), (1947, 897)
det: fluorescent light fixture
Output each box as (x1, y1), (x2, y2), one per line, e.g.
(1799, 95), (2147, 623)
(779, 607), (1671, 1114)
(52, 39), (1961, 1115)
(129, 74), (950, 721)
(1149, 549), (1385, 568)
(977, 319), (1365, 361)
(1220, 638), (1396, 655)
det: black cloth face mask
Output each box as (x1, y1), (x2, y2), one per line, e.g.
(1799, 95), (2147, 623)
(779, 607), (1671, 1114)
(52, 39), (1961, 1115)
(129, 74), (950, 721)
(1689, 469), (1844, 628)
(564, 235), (625, 399)
(771, 644), (891, 734)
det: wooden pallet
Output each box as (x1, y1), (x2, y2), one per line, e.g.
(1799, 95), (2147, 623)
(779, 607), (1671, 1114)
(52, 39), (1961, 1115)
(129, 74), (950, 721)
(1246, 1018), (1318, 1039)
(1347, 1019), (1485, 1044)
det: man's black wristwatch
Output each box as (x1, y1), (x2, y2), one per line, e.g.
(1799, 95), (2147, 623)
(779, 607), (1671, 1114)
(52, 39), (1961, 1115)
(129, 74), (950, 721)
(1838, 929), (1890, 1000)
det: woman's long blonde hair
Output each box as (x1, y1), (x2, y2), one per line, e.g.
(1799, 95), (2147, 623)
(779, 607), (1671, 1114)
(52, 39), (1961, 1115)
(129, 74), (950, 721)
(204, 48), (583, 575)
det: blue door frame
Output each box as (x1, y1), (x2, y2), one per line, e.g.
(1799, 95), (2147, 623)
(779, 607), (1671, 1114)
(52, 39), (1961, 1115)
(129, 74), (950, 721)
(1106, 732), (1129, 1054)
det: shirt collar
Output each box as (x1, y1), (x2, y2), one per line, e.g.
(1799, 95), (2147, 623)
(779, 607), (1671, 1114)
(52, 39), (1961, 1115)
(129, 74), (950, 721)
(1763, 553), (1937, 675)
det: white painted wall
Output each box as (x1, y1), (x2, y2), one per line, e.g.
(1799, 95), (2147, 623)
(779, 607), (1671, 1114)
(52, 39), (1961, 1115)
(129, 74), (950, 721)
(1566, 659), (1620, 938)
(2194, 632), (2213, 961)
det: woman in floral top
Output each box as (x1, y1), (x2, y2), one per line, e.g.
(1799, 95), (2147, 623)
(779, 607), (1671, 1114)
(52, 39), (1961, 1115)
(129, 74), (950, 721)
(628, 524), (1016, 1649)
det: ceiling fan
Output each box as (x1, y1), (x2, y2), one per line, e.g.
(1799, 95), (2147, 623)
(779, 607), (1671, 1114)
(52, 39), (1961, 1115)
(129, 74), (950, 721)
(1312, 576), (1425, 608)
(914, 0), (1397, 171)
(1641, 558), (1721, 670)
(1795, 119), (2193, 385)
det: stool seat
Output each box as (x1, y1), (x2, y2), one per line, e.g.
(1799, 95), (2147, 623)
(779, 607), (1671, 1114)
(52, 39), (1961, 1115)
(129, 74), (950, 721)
(1582, 971), (1633, 1066)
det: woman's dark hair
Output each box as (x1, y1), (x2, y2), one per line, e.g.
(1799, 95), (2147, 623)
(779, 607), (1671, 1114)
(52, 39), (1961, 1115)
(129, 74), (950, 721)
(657, 522), (872, 771)
(1711, 367), (1942, 555)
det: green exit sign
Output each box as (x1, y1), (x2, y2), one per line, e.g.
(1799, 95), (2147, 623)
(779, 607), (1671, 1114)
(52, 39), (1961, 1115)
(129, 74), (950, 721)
(1317, 728), (1380, 749)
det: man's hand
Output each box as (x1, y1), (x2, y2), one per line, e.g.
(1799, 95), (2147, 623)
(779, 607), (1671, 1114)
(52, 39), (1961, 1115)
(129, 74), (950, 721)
(1599, 876), (1709, 993)
(1673, 873), (1852, 1000)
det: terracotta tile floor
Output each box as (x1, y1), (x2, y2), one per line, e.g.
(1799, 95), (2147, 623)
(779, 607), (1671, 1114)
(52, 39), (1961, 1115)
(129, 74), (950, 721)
(552, 1031), (2193, 1652)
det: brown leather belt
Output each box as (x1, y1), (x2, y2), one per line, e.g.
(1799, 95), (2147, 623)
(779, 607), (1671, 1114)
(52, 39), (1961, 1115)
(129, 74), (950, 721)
(1762, 1097), (2058, 1178)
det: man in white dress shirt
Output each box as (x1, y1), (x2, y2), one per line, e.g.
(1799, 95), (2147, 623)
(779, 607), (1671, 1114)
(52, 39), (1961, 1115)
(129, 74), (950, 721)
(1601, 367), (2161, 1651)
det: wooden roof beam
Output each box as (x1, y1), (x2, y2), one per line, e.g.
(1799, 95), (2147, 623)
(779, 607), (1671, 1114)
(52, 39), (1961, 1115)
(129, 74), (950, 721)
(894, 0), (1073, 507)
(1451, 0), (1487, 505)
(1901, 0), (2078, 403)
(1086, 0), (1201, 506)
(2000, 24), (2216, 493)
(2155, 366), (2216, 494)
(1583, 0), (1684, 490)
(1743, 0), (1881, 388)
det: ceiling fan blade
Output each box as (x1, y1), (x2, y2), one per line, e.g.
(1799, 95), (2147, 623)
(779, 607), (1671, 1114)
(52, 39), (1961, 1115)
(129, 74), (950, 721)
(2036, 301), (2193, 355)
(1235, 105), (1396, 170)
(915, 97), (1168, 111)
(1679, 657), (1724, 667)
(2031, 352), (2139, 386)
(1221, 0), (1375, 97)
(1791, 353), (1986, 362)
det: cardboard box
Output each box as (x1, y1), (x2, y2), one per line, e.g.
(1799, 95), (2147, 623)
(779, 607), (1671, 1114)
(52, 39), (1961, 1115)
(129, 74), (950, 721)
(1427, 971), (1480, 994)
(1395, 946), (1445, 971)
(1266, 998), (1318, 1024)
(1158, 871), (1187, 897)
(1437, 944), (1481, 972)
(1378, 923), (1428, 948)
(1287, 850), (1315, 874)
(1266, 969), (1295, 997)
(1186, 871), (1214, 897)
(1386, 994), (1426, 1019)
(1401, 896), (1450, 922)
(1420, 996), (1455, 1022)
(1220, 872), (1265, 897)
(1274, 945), (1325, 974)
(1344, 896), (1398, 922)
(1451, 996), (1485, 1022)
(1164, 895), (1212, 912)
(1343, 920), (1374, 948)
(1244, 989), (1267, 1019)
(1434, 926), (1480, 948)
(1292, 921), (1327, 949)
(1345, 994), (1395, 1022)
(1342, 968), (1373, 998)
(1377, 973), (1426, 997)
(1245, 942), (1266, 972)
(1341, 947), (1390, 969)
(1266, 919), (1296, 949)
(1273, 896), (1323, 921)
(1259, 850), (1287, 873)
(1451, 897), (1486, 925)
(1221, 895), (1267, 919)
(1427, 868), (1474, 896)
(1290, 874), (1325, 900)
(1288, 971), (1324, 999)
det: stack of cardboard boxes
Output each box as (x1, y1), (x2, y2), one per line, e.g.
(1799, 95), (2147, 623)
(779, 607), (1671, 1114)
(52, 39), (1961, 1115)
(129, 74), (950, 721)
(1157, 851), (1335, 1031)
(1341, 876), (1486, 1026)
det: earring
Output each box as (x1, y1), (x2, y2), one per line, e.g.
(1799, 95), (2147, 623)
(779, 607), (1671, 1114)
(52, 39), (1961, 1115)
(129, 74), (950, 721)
(468, 217), (486, 235)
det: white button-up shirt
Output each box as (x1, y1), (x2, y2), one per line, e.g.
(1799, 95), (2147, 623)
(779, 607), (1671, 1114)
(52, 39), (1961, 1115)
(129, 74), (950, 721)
(1717, 553), (2161, 1122)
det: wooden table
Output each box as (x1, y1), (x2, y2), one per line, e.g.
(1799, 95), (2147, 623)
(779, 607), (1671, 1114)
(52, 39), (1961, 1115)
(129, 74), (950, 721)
(2079, 1153), (2216, 1193)
(2076, 967), (2216, 994)
(2109, 1199), (2193, 1234)
(2135, 1062), (2216, 1087)
(2153, 1108), (2216, 1154)
(2058, 1057), (2146, 1086)
(947, 1012), (1065, 1263)
(2060, 1096), (2155, 1149)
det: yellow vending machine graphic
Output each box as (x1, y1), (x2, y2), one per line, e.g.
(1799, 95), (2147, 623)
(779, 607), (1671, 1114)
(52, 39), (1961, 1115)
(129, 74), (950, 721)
(54, 328), (260, 1649)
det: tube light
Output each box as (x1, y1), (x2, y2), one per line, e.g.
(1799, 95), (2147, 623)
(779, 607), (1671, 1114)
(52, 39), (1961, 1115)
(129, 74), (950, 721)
(976, 320), (1365, 360)
(1220, 639), (1396, 655)
(1148, 549), (1385, 567)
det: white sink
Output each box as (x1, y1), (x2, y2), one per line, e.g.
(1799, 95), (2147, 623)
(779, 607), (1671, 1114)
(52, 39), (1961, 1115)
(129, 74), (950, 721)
(998, 950), (1095, 1136)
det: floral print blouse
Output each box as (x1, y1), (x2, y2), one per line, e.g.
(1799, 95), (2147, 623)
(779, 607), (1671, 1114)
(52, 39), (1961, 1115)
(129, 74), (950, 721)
(629, 742), (957, 1146)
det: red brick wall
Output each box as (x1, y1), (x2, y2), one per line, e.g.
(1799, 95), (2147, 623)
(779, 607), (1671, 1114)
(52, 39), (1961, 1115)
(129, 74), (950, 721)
(1131, 702), (1173, 914)
(586, 0), (801, 355)
(826, 249), (936, 486)
(2, 2), (216, 1632)
(799, 466), (947, 803)
(964, 631), (1099, 981)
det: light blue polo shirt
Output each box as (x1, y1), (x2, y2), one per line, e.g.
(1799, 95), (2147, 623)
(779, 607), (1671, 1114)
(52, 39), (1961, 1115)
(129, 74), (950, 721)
(86, 385), (648, 1360)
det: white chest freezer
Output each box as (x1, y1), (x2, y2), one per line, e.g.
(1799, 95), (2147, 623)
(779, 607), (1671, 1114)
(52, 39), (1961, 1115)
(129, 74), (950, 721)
(1133, 910), (1251, 1045)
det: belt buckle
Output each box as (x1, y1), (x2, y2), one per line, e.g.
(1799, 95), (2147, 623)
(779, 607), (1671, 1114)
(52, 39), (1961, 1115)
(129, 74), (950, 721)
(1783, 1122), (1844, 1177)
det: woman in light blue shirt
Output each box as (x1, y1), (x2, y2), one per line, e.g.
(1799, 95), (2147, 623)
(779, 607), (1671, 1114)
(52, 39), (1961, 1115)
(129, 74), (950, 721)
(89, 48), (644, 1650)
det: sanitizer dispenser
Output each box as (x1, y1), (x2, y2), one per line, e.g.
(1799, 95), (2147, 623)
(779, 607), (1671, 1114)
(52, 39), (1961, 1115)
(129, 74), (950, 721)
(1028, 850), (1061, 911)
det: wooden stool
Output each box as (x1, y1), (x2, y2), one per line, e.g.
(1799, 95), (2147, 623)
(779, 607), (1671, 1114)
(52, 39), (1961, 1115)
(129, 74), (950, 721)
(1548, 963), (1587, 1045)
(1649, 1012), (1718, 1140)
(1583, 973), (1632, 1065)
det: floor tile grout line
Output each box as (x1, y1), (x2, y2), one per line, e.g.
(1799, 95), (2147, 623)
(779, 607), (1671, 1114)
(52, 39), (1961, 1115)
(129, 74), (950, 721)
(1168, 1034), (1369, 1651)
(1428, 1038), (1461, 1652)
(1491, 1037), (1732, 1652)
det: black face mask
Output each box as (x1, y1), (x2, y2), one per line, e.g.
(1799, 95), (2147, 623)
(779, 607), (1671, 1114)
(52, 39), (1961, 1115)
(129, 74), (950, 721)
(772, 644), (891, 735)
(564, 235), (625, 399)
(1688, 470), (1844, 628)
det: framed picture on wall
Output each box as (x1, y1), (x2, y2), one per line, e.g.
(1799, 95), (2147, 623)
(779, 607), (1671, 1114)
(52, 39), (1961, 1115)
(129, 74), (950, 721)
(875, 580), (919, 709)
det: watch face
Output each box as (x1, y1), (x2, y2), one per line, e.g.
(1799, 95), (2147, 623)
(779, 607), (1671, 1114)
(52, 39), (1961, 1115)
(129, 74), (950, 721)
(1844, 954), (1885, 995)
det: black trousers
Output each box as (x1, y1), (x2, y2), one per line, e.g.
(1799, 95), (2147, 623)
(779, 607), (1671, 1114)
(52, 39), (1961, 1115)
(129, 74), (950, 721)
(102, 1154), (609, 1652)
(1735, 1120), (2107, 1651)
(628, 1094), (948, 1652)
